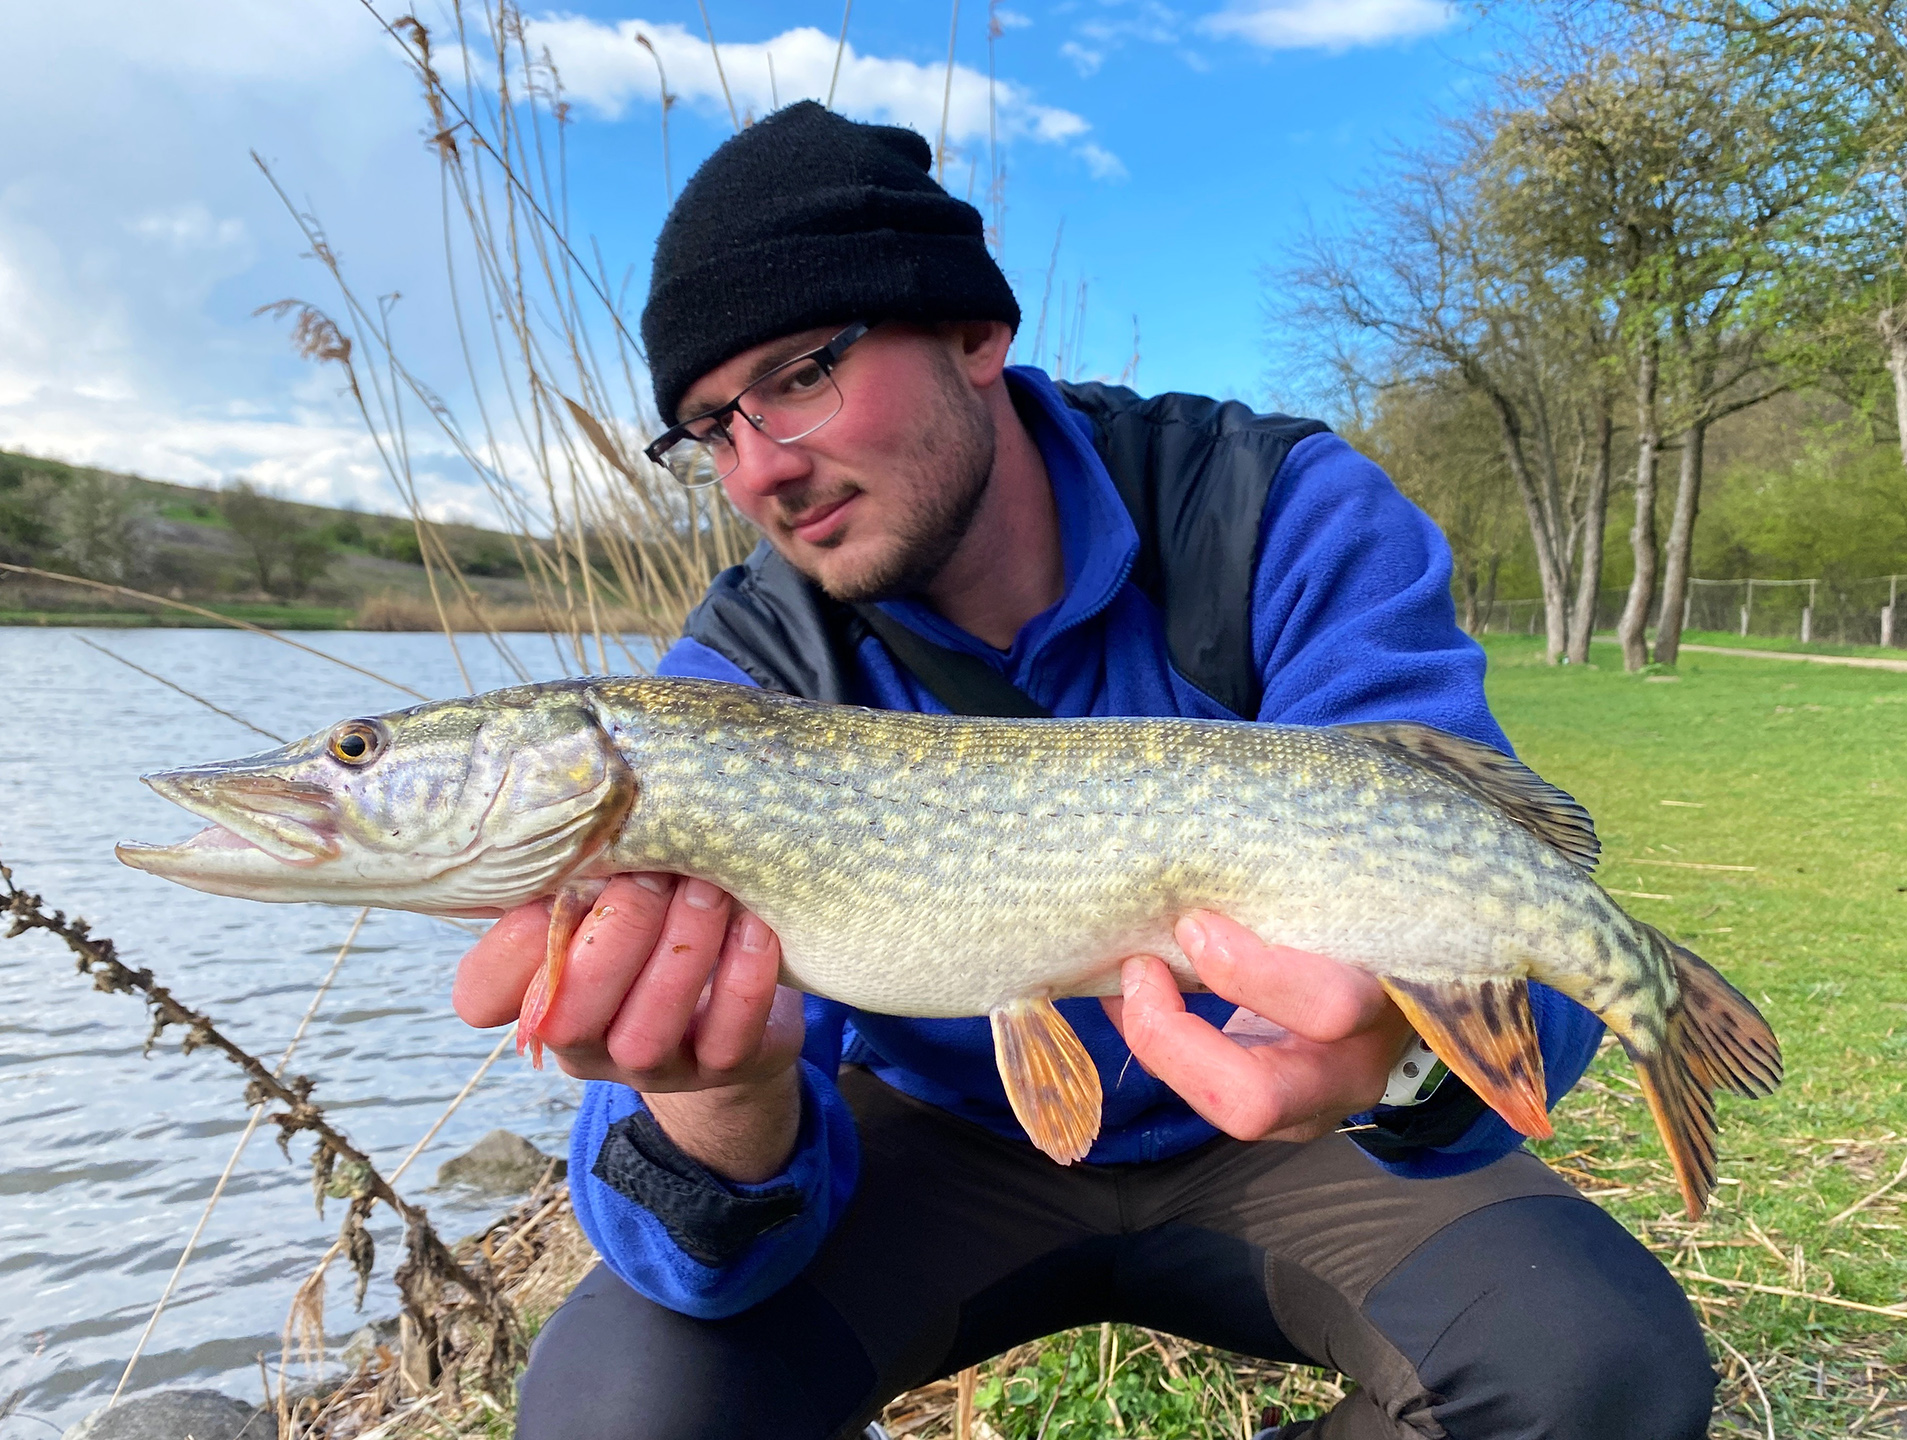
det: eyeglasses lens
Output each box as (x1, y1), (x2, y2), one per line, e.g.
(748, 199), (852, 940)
(659, 352), (846, 488)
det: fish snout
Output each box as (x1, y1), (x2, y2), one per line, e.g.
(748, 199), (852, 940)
(142, 767), (342, 863)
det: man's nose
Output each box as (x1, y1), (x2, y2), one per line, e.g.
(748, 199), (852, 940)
(722, 416), (812, 497)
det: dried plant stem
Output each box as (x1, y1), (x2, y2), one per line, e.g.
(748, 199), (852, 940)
(696, 0), (740, 132)
(0, 564), (426, 700)
(936, 0), (961, 182)
(827, 0), (853, 108)
(1672, 1269), (1907, 1318)
(109, 910), (368, 1407)
(387, 1029), (516, 1189)
(0, 864), (521, 1401)
(1708, 1326), (1776, 1440)
(75, 636), (288, 743)
(1827, 1149), (1907, 1227)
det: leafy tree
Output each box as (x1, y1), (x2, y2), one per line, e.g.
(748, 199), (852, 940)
(53, 471), (151, 582)
(219, 480), (335, 600)
(1499, 11), (1844, 667)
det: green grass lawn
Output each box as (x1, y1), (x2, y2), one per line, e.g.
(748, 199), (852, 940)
(0, 603), (360, 630)
(919, 636), (1907, 1440)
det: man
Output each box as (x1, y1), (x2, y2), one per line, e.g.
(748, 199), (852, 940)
(453, 102), (1714, 1438)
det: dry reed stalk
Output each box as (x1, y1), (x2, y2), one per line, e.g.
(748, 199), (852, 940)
(1671, 1269), (1907, 1318)
(75, 635), (289, 743)
(828, 0), (853, 109)
(936, 0), (961, 183)
(110, 909), (368, 1408)
(262, 3), (756, 689)
(696, 0), (740, 132)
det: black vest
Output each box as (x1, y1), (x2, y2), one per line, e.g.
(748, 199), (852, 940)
(681, 382), (1330, 719)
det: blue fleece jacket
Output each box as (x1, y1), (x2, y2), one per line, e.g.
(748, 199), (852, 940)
(568, 366), (1606, 1318)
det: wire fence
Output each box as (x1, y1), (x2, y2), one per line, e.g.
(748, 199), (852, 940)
(1472, 574), (1907, 647)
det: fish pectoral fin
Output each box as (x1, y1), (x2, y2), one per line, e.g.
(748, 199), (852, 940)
(990, 998), (1103, 1166)
(1381, 976), (1552, 1140)
(517, 879), (606, 1069)
(1337, 721), (1599, 873)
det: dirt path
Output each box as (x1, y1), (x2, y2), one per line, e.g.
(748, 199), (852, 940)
(1678, 642), (1907, 674)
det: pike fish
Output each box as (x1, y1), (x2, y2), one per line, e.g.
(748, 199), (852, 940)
(118, 677), (1781, 1216)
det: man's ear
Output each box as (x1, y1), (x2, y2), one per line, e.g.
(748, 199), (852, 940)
(946, 319), (1015, 388)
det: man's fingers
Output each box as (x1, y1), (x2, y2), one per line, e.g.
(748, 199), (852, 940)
(1114, 955), (1298, 1136)
(693, 912), (784, 1073)
(1178, 912), (1393, 1043)
(534, 874), (678, 1050)
(451, 901), (554, 1028)
(604, 878), (733, 1073)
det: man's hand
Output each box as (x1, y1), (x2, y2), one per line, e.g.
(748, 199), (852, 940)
(453, 874), (805, 1183)
(1102, 911), (1414, 1143)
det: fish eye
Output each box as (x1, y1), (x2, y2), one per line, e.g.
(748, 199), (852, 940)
(328, 720), (384, 767)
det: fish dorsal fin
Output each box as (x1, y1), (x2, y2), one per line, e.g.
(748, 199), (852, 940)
(1336, 721), (1600, 872)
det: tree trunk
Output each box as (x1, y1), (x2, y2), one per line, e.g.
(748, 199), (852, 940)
(1460, 561), (1480, 635)
(1882, 302), (1907, 472)
(1482, 553), (1501, 631)
(1481, 387), (1571, 664)
(1565, 396), (1614, 664)
(1616, 345), (1661, 671)
(1653, 419), (1708, 667)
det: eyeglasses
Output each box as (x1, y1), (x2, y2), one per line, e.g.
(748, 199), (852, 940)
(645, 322), (872, 488)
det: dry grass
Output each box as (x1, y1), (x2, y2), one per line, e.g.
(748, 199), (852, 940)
(351, 591), (648, 635)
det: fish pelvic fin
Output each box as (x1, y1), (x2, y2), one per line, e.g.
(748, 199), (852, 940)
(990, 998), (1103, 1165)
(1337, 721), (1599, 872)
(1624, 927), (1782, 1220)
(518, 880), (606, 1069)
(1381, 976), (1552, 1140)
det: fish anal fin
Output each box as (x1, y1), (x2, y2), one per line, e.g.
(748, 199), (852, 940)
(1382, 976), (1552, 1140)
(990, 998), (1103, 1165)
(1338, 721), (1599, 872)
(518, 879), (605, 1069)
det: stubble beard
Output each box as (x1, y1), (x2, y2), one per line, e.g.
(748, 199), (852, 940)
(782, 360), (997, 606)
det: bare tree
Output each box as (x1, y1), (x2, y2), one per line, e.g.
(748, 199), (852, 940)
(1283, 128), (1620, 664)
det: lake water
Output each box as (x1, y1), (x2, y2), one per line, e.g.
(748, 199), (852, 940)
(0, 628), (654, 1433)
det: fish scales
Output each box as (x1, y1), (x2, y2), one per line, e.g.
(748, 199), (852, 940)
(117, 675), (1782, 1214)
(593, 680), (1656, 1024)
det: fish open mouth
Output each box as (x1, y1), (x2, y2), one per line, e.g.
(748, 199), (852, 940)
(132, 769), (343, 866)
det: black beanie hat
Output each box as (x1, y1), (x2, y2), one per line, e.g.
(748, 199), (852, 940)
(641, 101), (1021, 424)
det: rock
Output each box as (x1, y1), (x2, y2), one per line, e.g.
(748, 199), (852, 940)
(435, 1129), (565, 1194)
(62, 1389), (271, 1440)
(340, 1316), (400, 1371)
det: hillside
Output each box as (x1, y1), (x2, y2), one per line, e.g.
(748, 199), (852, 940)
(0, 450), (547, 629)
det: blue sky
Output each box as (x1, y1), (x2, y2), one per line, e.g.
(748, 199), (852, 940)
(0, 0), (1503, 520)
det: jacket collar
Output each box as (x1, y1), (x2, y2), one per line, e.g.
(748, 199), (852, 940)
(872, 365), (1140, 668)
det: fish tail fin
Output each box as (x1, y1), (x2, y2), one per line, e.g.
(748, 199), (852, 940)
(517, 880), (603, 1070)
(1625, 927), (1782, 1220)
(990, 997), (1103, 1165)
(1381, 976), (1552, 1140)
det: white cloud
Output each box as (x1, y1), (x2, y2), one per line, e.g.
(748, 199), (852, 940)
(1199, 0), (1455, 51)
(994, 8), (1035, 29)
(1077, 142), (1129, 181)
(523, 16), (1103, 160)
(1060, 40), (1106, 76)
(129, 205), (251, 256)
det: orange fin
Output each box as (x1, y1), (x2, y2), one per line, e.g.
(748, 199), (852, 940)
(990, 997), (1103, 1165)
(1381, 976), (1552, 1140)
(1624, 928), (1783, 1219)
(518, 880), (604, 1069)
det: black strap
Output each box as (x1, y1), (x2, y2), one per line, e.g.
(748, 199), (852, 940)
(849, 603), (1051, 718)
